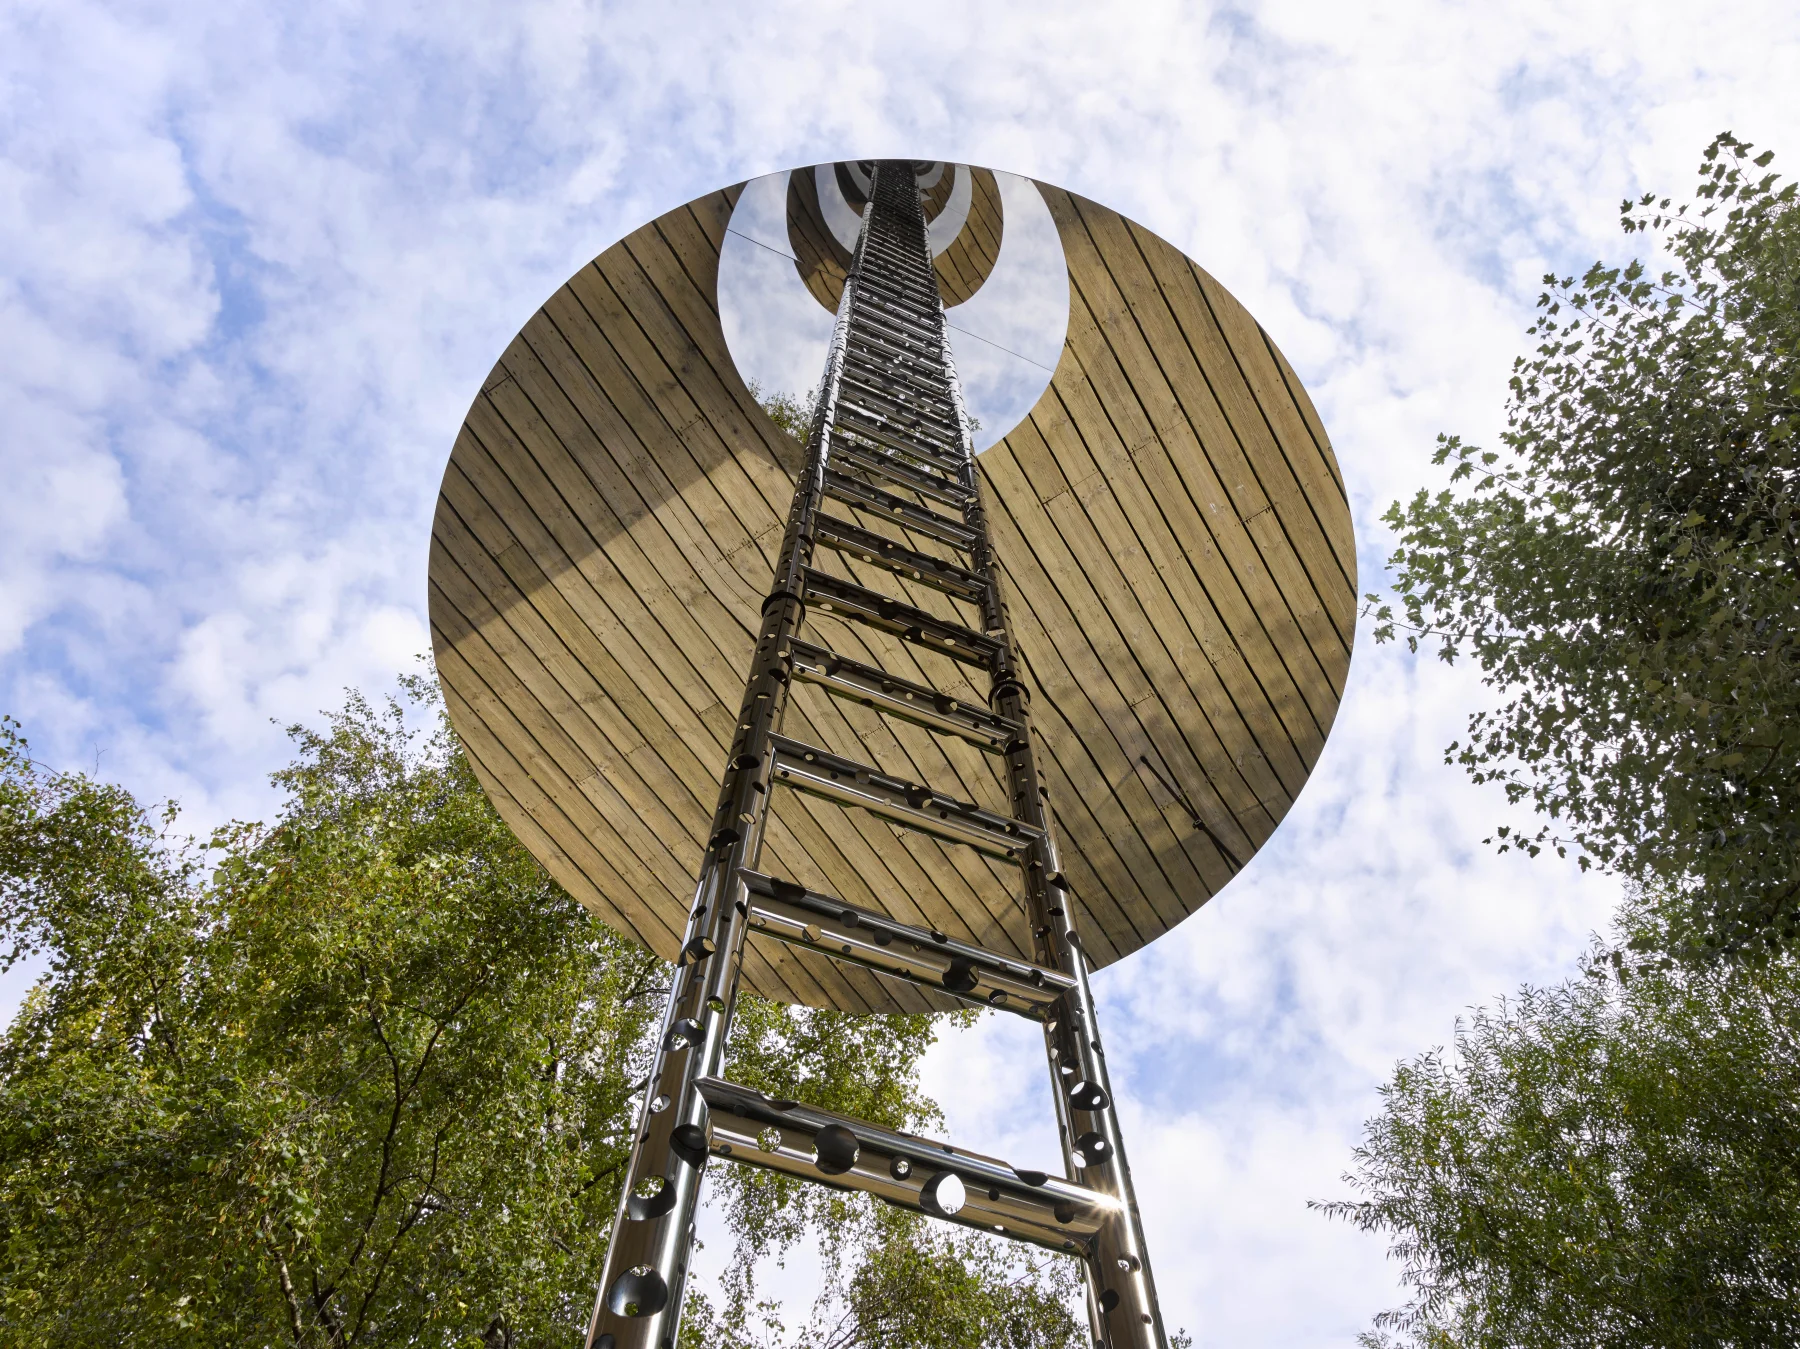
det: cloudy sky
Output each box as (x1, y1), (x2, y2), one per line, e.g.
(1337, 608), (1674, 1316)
(3, 0), (1796, 1343)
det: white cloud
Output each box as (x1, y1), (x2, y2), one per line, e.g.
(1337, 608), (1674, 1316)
(2, 0), (1796, 1341)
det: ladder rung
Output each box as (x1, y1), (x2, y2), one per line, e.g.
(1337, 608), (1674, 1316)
(859, 279), (940, 313)
(821, 469), (976, 551)
(861, 272), (937, 301)
(813, 514), (984, 605)
(834, 405), (965, 467)
(842, 349), (937, 385)
(767, 734), (1040, 860)
(837, 375), (961, 430)
(739, 870), (1070, 1017)
(850, 289), (937, 328)
(830, 443), (967, 506)
(840, 369), (957, 420)
(801, 569), (1000, 669)
(860, 236), (936, 270)
(832, 424), (963, 484)
(853, 299), (943, 349)
(845, 363), (944, 400)
(696, 1076), (1115, 1254)
(854, 254), (938, 293)
(832, 419), (964, 479)
(847, 332), (940, 374)
(785, 637), (1016, 751)
(838, 360), (957, 407)
(847, 328), (941, 370)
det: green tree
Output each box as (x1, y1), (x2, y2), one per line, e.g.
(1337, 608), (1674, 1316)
(682, 1204), (1081, 1349)
(0, 682), (1079, 1347)
(0, 689), (649, 1345)
(1318, 891), (1800, 1348)
(1373, 133), (1800, 955)
(750, 382), (817, 444)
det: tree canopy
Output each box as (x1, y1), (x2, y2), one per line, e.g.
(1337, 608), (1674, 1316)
(1319, 891), (1800, 1349)
(1338, 132), (1800, 1347)
(0, 681), (1081, 1348)
(1373, 133), (1800, 956)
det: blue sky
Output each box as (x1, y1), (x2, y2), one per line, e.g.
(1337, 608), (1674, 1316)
(2, 1), (1797, 1343)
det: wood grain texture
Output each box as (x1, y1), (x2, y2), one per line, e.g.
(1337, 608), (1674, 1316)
(785, 168), (852, 313)
(430, 169), (1355, 1011)
(934, 166), (1003, 308)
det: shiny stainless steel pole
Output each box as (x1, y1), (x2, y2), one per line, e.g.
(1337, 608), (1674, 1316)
(935, 199), (1167, 1349)
(582, 200), (869, 1349)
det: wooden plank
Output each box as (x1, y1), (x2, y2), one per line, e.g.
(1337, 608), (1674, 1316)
(435, 468), (746, 918)
(922, 166), (956, 219)
(500, 327), (770, 636)
(440, 486), (721, 776)
(616, 223), (805, 494)
(552, 269), (793, 581)
(432, 533), (652, 767)
(429, 541), (713, 876)
(439, 616), (700, 938)
(444, 685), (652, 936)
(1120, 216), (1355, 634)
(980, 453), (1215, 941)
(1188, 264), (1357, 603)
(979, 463), (1184, 934)
(935, 167), (1003, 307)
(567, 255), (795, 542)
(653, 191), (732, 320)
(998, 408), (1277, 847)
(431, 476), (731, 850)
(1055, 275), (1335, 762)
(1048, 191), (1342, 736)
(1039, 305), (1322, 791)
(1100, 209), (1354, 604)
(1261, 329), (1346, 498)
(461, 394), (742, 716)
(524, 290), (776, 590)
(432, 630), (684, 956)
(1094, 206), (1354, 671)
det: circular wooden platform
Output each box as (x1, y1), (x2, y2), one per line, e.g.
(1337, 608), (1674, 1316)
(428, 162), (1356, 1014)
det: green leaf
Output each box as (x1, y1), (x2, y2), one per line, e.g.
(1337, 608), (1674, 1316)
(1365, 131), (1800, 956)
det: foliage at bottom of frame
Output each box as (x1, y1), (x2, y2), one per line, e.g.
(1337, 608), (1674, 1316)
(0, 675), (1106, 1348)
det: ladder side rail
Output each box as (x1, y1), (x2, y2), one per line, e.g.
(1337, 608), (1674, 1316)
(935, 219), (1170, 1348)
(582, 191), (878, 1349)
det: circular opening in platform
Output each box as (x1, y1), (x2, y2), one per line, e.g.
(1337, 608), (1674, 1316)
(946, 171), (1067, 451)
(717, 165), (1067, 455)
(718, 170), (838, 414)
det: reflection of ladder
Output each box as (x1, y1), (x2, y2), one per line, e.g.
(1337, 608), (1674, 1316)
(586, 161), (1166, 1349)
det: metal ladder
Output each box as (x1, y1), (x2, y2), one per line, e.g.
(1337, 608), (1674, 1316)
(586, 160), (1166, 1349)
